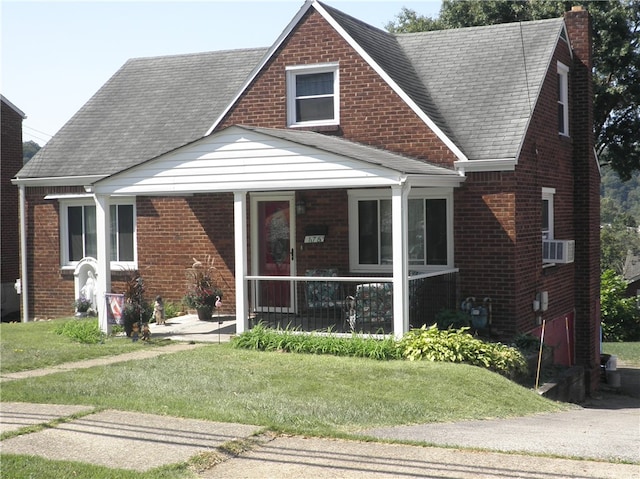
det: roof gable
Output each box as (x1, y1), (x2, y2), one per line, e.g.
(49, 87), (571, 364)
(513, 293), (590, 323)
(92, 125), (462, 195)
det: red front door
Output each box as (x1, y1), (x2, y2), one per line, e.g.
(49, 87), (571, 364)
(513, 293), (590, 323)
(253, 195), (295, 312)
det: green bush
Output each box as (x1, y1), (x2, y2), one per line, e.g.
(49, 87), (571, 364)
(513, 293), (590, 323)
(232, 323), (401, 360)
(163, 301), (182, 320)
(435, 309), (470, 330)
(54, 319), (104, 344)
(397, 325), (527, 379)
(601, 269), (640, 341)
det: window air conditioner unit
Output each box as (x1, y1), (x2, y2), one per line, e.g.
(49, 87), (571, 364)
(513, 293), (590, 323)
(543, 239), (575, 264)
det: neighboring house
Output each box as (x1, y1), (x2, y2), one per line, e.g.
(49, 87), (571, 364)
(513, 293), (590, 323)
(624, 251), (640, 299)
(12, 2), (601, 391)
(1, 95), (25, 321)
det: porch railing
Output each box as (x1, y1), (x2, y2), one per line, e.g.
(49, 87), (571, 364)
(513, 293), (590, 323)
(246, 269), (459, 335)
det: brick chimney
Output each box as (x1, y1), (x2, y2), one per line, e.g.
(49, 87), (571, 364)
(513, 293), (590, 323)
(564, 6), (601, 393)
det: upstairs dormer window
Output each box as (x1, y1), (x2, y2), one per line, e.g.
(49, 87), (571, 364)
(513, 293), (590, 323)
(557, 62), (569, 136)
(286, 63), (339, 127)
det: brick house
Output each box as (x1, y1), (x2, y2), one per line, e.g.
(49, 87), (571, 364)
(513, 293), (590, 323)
(1, 95), (25, 320)
(12, 2), (600, 389)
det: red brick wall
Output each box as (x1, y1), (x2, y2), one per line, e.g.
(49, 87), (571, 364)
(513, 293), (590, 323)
(135, 195), (237, 310)
(1, 100), (23, 284)
(565, 7), (600, 391)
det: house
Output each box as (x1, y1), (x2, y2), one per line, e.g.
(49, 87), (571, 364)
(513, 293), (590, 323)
(1, 95), (26, 321)
(12, 2), (601, 391)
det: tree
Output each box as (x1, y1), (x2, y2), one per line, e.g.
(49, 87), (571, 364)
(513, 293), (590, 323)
(23, 140), (40, 164)
(600, 269), (640, 341)
(386, 0), (640, 181)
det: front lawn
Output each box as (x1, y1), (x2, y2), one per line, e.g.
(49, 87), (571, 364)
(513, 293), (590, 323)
(0, 318), (171, 374)
(0, 343), (565, 437)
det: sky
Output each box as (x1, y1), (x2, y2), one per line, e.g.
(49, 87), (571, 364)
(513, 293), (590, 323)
(2, 0), (442, 145)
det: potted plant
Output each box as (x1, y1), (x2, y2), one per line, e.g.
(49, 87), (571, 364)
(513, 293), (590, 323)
(121, 270), (153, 336)
(184, 256), (223, 320)
(73, 297), (92, 317)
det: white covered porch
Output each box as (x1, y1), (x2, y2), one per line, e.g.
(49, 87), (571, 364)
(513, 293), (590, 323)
(88, 125), (464, 338)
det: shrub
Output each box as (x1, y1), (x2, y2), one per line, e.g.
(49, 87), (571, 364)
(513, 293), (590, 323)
(163, 301), (182, 320)
(232, 323), (401, 360)
(397, 325), (527, 379)
(601, 269), (640, 341)
(54, 319), (104, 344)
(435, 309), (470, 330)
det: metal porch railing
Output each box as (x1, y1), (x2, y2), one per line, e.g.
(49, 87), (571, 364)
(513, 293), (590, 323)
(246, 269), (459, 335)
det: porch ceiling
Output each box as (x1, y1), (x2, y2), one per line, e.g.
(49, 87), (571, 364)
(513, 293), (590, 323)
(90, 125), (463, 196)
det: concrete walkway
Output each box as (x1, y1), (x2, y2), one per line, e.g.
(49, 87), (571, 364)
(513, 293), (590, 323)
(1, 317), (639, 478)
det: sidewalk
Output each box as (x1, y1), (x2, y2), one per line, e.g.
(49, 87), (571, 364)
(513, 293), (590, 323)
(1, 319), (639, 478)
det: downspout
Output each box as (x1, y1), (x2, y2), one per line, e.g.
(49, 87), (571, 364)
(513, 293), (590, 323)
(18, 184), (29, 322)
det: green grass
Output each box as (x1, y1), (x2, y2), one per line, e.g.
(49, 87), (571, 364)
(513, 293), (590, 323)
(602, 342), (640, 367)
(0, 454), (194, 479)
(0, 318), (172, 374)
(1, 321), (569, 478)
(0, 343), (564, 436)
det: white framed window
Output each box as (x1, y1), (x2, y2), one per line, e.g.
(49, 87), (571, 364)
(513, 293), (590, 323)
(557, 62), (569, 136)
(286, 63), (339, 127)
(60, 198), (136, 269)
(348, 188), (453, 273)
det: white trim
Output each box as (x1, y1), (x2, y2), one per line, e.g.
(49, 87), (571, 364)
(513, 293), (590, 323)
(45, 193), (94, 200)
(542, 187), (555, 240)
(557, 61), (570, 137)
(286, 63), (340, 128)
(11, 175), (106, 187)
(347, 187), (454, 273)
(454, 158), (517, 174)
(58, 196), (137, 270)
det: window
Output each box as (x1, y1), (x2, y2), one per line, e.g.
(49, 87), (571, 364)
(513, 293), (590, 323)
(286, 64), (339, 127)
(349, 189), (453, 272)
(61, 199), (136, 268)
(542, 188), (555, 240)
(557, 62), (569, 136)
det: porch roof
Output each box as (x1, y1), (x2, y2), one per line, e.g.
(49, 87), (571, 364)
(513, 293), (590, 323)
(90, 125), (463, 196)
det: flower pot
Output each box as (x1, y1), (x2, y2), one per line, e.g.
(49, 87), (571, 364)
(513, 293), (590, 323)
(196, 306), (212, 321)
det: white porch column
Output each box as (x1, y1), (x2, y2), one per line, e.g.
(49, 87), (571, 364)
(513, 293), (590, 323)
(391, 182), (410, 339)
(234, 191), (249, 334)
(18, 185), (29, 322)
(94, 194), (112, 334)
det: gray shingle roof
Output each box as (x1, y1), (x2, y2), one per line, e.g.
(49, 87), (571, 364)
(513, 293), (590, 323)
(18, 3), (564, 180)
(396, 18), (564, 160)
(18, 48), (268, 179)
